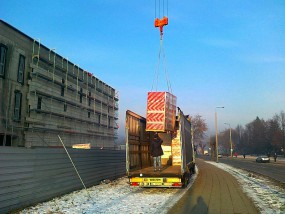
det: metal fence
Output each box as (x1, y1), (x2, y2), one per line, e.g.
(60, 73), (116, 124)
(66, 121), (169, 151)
(0, 147), (126, 213)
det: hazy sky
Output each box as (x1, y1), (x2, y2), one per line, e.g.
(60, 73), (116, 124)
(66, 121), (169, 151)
(2, 1), (285, 138)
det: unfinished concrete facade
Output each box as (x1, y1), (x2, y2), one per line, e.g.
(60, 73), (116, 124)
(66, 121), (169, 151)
(0, 20), (119, 148)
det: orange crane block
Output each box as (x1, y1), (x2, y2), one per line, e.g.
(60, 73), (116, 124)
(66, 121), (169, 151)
(154, 16), (168, 38)
(154, 16), (168, 27)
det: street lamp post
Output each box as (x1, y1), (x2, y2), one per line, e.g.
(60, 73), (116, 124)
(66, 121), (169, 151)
(215, 106), (224, 163)
(224, 123), (233, 157)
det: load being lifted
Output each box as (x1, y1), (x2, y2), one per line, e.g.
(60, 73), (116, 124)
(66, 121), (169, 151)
(125, 0), (195, 188)
(126, 108), (195, 187)
(148, 0), (175, 133)
(146, 91), (176, 132)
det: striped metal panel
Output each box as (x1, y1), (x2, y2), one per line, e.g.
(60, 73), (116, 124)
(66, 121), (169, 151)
(146, 92), (176, 132)
(0, 147), (125, 213)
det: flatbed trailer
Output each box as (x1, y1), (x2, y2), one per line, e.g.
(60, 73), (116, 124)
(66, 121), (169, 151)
(125, 108), (195, 188)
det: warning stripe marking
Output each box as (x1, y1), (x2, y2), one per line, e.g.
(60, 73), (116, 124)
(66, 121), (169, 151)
(146, 92), (177, 132)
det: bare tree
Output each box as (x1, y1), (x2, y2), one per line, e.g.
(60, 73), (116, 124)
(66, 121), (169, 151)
(276, 111), (285, 157)
(189, 114), (208, 153)
(267, 116), (282, 153)
(248, 117), (268, 155)
(225, 111), (284, 156)
(235, 124), (245, 153)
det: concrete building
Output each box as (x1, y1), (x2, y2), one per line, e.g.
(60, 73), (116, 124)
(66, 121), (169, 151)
(0, 20), (119, 148)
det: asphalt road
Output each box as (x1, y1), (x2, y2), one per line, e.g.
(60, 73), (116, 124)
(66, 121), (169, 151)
(199, 155), (285, 185)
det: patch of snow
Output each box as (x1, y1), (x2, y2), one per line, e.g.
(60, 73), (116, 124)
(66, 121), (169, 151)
(20, 168), (198, 214)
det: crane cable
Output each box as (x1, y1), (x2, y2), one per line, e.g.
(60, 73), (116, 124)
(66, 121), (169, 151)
(152, 38), (172, 93)
(152, 0), (172, 93)
(154, 0), (168, 18)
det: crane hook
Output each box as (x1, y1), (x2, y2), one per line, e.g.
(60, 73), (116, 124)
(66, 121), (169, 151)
(154, 16), (168, 40)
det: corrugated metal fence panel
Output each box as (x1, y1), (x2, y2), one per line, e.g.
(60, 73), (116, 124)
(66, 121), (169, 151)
(0, 147), (126, 213)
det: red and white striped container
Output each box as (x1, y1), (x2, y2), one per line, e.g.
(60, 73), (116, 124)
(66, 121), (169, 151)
(146, 92), (177, 132)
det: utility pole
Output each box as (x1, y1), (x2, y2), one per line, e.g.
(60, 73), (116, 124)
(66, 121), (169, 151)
(215, 106), (224, 163)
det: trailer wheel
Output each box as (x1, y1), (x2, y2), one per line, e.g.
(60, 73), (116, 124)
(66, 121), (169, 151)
(188, 163), (196, 175)
(182, 177), (187, 188)
(182, 173), (190, 188)
(192, 166), (196, 174)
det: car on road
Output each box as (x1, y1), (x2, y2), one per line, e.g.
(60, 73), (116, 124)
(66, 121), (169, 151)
(256, 156), (270, 163)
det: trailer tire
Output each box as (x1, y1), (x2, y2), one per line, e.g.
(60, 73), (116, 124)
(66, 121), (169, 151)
(182, 173), (190, 188)
(183, 180), (186, 188)
(191, 164), (196, 174)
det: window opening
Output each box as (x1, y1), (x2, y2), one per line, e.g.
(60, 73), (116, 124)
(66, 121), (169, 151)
(37, 97), (42, 110)
(14, 91), (22, 121)
(0, 44), (8, 77)
(61, 78), (65, 96)
(88, 91), (91, 106)
(0, 134), (12, 146)
(80, 87), (83, 103)
(17, 54), (25, 84)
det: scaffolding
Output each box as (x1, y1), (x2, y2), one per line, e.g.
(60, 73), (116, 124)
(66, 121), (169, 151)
(1, 30), (119, 148)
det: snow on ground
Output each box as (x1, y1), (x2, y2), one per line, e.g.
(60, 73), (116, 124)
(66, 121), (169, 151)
(20, 162), (285, 214)
(20, 169), (198, 214)
(207, 161), (285, 214)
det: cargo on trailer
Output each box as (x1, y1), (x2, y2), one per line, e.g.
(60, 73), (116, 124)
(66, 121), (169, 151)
(146, 92), (177, 132)
(125, 108), (195, 188)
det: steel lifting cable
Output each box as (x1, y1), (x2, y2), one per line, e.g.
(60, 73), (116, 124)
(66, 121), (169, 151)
(159, 0), (160, 18)
(151, 35), (172, 93)
(151, 42), (161, 92)
(161, 39), (172, 93)
(162, 0), (164, 17)
(155, 0), (168, 18)
(166, 0), (168, 17)
(151, 0), (172, 93)
(154, 0), (157, 17)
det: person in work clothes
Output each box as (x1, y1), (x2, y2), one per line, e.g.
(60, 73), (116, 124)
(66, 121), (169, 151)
(150, 133), (164, 172)
(274, 153), (277, 162)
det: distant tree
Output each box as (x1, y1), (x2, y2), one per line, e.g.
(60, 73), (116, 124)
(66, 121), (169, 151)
(275, 111), (285, 156)
(242, 117), (268, 155)
(189, 114), (208, 152)
(234, 125), (245, 153)
(219, 130), (229, 154)
(277, 111), (285, 128)
(226, 111), (285, 156)
(218, 128), (239, 155)
(209, 135), (216, 160)
(266, 117), (282, 152)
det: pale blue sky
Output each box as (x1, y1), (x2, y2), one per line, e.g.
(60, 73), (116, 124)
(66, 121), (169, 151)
(2, 1), (285, 137)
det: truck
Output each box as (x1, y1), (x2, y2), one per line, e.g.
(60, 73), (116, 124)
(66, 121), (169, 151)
(125, 107), (195, 188)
